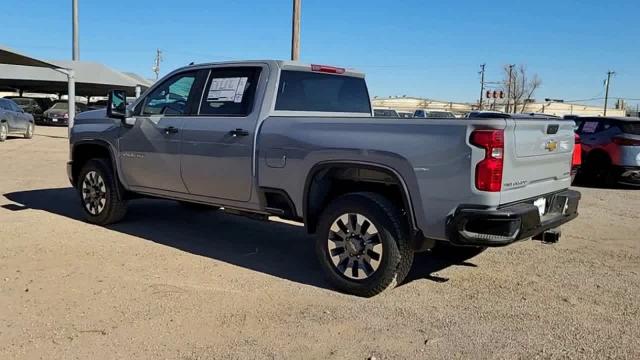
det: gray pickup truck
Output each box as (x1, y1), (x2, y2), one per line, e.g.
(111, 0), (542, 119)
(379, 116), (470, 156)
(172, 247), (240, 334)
(68, 60), (580, 296)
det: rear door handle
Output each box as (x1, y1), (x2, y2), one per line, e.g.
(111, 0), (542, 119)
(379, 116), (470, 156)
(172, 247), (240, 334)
(229, 128), (249, 137)
(163, 126), (179, 135)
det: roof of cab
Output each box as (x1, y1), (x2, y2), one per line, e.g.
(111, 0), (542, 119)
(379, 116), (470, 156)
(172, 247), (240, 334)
(175, 60), (365, 78)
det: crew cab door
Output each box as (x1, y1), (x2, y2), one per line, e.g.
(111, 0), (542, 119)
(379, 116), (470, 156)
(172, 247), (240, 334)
(118, 70), (205, 193)
(180, 66), (264, 201)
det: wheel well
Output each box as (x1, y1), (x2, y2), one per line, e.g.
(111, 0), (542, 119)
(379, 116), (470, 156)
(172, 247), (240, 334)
(585, 149), (611, 166)
(304, 164), (415, 234)
(71, 143), (113, 186)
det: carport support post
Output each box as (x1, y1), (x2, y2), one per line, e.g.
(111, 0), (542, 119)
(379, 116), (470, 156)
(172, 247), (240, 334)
(67, 69), (75, 137)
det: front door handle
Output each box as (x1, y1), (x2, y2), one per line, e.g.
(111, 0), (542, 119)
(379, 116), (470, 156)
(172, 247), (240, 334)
(163, 126), (179, 135)
(229, 128), (249, 137)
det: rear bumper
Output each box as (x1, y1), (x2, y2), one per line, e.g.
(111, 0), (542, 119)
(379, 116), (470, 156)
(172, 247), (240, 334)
(41, 117), (68, 126)
(447, 190), (581, 247)
(615, 165), (640, 185)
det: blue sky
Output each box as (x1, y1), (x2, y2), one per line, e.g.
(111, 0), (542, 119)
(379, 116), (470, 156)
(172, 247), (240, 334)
(3, 0), (639, 107)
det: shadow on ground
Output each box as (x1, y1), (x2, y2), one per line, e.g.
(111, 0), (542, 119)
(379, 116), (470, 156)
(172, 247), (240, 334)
(3, 187), (481, 293)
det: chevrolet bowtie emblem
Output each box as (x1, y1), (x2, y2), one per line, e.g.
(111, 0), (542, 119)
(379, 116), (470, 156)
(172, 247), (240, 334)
(545, 140), (558, 152)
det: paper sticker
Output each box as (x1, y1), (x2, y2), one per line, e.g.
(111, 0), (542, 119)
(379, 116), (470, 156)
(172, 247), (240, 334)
(582, 121), (598, 133)
(207, 77), (248, 102)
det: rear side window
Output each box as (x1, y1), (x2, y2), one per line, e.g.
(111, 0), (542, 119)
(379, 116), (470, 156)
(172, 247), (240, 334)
(414, 110), (425, 118)
(199, 67), (261, 116)
(275, 71), (371, 113)
(622, 122), (640, 135)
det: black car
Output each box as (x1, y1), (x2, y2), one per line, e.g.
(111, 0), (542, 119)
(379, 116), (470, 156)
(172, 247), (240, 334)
(4, 97), (46, 123)
(42, 102), (87, 126)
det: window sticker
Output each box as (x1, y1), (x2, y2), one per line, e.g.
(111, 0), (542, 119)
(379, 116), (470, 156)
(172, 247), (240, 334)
(582, 121), (598, 133)
(207, 77), (248, 102)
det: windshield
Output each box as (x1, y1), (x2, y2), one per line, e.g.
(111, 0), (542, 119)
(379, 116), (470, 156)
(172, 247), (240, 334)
(51, 103), (69, 110)
(275, 71), (371, 113)
(12, 98), (31, 106)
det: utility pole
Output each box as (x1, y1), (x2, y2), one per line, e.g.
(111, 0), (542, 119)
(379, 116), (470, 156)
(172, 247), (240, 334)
(506, 64), (514, 113)
(72, 0), (79, 60)
(478, 64), (486, 110)
(603, 70), (615, 116)
(152, 49), (163, 80)
(291, 0), (301, 61)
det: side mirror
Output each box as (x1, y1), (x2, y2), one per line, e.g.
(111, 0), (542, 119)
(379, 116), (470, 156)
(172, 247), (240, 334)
(107, 90), (128, 120)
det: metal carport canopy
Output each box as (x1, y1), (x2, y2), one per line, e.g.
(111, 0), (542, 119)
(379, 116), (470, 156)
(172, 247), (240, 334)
(0, 45), (77, 134)
(0, 52), (151, 96)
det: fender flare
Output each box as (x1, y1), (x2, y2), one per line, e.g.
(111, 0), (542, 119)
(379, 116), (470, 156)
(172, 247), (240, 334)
(302, 161), (419, 233)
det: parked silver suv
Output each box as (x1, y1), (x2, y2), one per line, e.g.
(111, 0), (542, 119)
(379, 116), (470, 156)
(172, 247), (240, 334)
(0, 98), (35, 142)
(577, 116), (640, 185)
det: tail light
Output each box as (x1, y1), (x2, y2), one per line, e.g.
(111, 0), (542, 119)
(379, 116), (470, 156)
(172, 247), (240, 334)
(311, 64), (346, 74)
(612, 136), (640, 146)
(471, 130), (504, 192)
(572, 134), (582, 167)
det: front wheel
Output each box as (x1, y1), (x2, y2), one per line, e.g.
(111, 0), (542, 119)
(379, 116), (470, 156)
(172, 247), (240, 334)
(0, 122), (7, 142)
(77, 159), (128, 225)
(24, 122), (34, 139)
(315, 192), (414, 297)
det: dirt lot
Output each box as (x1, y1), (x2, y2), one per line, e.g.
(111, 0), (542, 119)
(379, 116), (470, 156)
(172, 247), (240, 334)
(0, 126), (638, 359)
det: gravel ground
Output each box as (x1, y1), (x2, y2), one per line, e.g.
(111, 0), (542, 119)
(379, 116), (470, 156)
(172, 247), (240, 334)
(1, 126), (638, 359)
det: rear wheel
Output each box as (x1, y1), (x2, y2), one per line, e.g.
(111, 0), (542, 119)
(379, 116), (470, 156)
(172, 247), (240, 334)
(24, 122), (34, 139)
(0, 122), (7, 142)
(315, 192), (414, 297)
(77, 159), (128, 225)
(584, 152), (614, 186)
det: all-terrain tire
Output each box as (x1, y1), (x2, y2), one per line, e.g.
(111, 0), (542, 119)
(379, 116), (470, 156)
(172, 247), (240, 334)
(77, 158), (128, 225)
(315, 192), (414, 297)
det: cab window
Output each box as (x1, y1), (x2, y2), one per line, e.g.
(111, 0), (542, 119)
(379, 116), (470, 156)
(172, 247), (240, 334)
(199, 67), (261, 116)
(140, 72), (198, 116)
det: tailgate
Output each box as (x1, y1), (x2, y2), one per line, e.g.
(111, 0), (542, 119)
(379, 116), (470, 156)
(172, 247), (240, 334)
(501, 119), (574, 204)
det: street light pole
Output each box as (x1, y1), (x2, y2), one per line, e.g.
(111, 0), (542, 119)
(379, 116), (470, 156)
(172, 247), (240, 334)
(478, 64), (486, 110)
(69, 0), (79, 137)
(72, 0), (79, 61)
(506, 64), (514, 113)
(291, 0), (301, 61)
(604, 70), (615, 116)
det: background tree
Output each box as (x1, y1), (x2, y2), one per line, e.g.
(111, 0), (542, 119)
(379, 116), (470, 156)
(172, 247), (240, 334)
(502, 65), (542, 113)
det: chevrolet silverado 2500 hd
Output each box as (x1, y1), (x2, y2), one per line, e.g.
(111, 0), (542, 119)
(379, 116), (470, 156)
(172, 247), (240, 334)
(68, 60), (580, 296)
